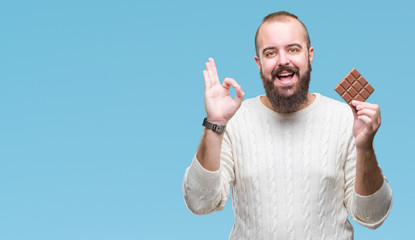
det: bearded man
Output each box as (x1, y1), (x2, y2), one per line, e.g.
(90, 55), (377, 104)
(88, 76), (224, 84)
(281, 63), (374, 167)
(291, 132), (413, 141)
(182, 11), (392, 239)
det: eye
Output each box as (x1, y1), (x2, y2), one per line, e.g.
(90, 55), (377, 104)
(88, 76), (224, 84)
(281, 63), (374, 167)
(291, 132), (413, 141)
(288, 48), (299, 54)
(265, 51), (276, 57)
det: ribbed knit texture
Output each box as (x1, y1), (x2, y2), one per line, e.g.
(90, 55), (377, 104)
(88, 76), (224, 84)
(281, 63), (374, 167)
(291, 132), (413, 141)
(183, 93), (392, 240)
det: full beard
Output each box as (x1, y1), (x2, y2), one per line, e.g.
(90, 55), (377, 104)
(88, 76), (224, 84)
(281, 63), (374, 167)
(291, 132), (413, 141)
(260, 62), (312, 113)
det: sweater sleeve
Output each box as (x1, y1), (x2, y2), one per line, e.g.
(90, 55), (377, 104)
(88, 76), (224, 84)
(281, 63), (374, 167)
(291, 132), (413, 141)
(343, 123), (393, 229)
(182, 130), (235, 215)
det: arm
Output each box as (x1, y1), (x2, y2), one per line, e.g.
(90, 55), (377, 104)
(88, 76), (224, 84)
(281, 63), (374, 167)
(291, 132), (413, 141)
(197, 58), (244, 171)
(346, 100), (392, 229)
(182, 58), (244, 215)
(351, 100), (384, 195)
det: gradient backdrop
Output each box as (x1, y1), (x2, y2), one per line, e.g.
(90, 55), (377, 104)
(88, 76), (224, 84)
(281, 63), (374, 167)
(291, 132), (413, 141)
(1, 0), (413, 239)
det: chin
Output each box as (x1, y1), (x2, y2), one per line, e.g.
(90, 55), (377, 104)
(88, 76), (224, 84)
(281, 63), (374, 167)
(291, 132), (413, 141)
(275, 85), (298, 97)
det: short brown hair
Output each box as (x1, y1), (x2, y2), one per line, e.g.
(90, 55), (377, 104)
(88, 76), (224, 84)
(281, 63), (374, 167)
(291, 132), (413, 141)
(254, 11), (311, 56)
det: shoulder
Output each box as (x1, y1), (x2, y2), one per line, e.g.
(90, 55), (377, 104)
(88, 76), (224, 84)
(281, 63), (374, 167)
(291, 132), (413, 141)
(317, 94), (353, 115)
(318, 94), (348, 108)
(315, 93), (355, 128)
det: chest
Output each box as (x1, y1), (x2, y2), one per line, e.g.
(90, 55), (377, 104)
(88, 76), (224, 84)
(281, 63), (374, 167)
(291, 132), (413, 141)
(230, 117), (347, 191)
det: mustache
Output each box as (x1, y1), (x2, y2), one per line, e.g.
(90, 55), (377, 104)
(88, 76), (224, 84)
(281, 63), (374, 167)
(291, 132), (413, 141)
(271, 66), (299, 79)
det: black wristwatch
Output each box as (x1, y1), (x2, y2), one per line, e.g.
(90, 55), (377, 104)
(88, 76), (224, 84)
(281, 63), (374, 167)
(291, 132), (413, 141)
(202, 118), (226, 133)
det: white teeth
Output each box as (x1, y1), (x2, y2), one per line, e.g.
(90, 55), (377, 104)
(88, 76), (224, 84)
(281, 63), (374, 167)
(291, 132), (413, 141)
(278, 72), (294, 77)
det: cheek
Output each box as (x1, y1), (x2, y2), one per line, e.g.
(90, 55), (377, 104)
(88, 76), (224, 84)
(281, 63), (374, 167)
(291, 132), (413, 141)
(293, 58), (309, 72)
(261, 60), (276, 74)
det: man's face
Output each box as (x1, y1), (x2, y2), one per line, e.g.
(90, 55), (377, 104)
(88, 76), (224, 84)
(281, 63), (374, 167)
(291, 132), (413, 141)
(255, 20), (314, 112)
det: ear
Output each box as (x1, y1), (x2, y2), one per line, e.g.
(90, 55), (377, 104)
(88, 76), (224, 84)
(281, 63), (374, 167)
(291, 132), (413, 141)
(308, 46), (314, 64)
(254, 55), (261, 70)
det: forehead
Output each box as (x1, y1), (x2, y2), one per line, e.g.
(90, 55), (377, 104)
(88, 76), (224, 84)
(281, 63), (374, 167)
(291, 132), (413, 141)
(257, 20), (308, 49)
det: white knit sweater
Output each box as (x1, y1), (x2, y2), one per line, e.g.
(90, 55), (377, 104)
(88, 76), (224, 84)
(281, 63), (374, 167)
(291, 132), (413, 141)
(183, 93), (392, 240)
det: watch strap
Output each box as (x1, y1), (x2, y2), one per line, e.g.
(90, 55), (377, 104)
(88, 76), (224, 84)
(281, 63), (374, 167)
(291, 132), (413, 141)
(202, 118), (226, 133)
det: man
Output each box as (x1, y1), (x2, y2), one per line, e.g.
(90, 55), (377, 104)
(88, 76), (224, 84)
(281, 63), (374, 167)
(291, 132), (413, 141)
(182, 11), (392, 239)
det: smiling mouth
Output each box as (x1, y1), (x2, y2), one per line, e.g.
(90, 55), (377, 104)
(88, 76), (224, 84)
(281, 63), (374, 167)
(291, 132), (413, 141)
(276, 71), (295, 85)
(270, 66), (299, 86)
(277, 71), (294, 79)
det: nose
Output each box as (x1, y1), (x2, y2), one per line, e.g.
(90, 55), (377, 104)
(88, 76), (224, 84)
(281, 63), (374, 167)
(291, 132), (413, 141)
(277, 52), (290, 66)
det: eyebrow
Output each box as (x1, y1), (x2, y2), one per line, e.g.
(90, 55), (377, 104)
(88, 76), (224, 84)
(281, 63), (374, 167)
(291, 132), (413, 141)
(288, 43), (303, 49)
(262, 47), (276, 54)
(262, 43), (303, 54)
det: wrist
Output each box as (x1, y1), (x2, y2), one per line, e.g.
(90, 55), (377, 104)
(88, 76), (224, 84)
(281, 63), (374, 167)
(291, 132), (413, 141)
(355, 145), (376, 161)
(206, 117), (228, 126)
(203, 118), (227, 133)
(356, 142), (374, 153)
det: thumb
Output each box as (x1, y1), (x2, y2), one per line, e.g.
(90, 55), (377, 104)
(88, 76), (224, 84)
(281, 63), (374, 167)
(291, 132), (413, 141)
(349, 104), (357, 120)
(234, 85), (245, 104)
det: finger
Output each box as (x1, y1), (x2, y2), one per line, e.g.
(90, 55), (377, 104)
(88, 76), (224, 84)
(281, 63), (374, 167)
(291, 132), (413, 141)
(222, 77), (239, 90)
(205, 61), (213, 79)
(207, 58), (220, 84)
(203, 70), (211, 90)
(357, 108), (376, 118)
(357, 115), (374, 128)
(205, 61), (218, 87)
(350, 100), (362, 108)
(357, 109), (381, 126)
(353, 101), (381, 122)
(352, 100), (380, 112)
(349, 105), (358, 119)
(209, 58), (218, 77)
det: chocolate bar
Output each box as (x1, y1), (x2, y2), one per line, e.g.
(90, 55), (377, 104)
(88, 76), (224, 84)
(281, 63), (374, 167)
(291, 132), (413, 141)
(334, 68), (374, 104)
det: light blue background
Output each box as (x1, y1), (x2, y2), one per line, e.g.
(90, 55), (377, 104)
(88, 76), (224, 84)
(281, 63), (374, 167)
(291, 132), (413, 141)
(1, 0), (412, 239)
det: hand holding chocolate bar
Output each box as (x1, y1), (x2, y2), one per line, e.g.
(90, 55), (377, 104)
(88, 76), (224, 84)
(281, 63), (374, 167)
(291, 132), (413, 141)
(335, 68), (381, 149)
